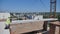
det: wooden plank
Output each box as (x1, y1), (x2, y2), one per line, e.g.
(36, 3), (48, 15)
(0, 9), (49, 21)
(50, 21), (60, 26)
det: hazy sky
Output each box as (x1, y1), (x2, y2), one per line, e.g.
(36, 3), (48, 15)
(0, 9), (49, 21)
(0, 0), (60, 13)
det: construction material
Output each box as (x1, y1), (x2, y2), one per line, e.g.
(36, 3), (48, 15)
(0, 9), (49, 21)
(49, 21), (60, 34)
(10, 21), (44, 34)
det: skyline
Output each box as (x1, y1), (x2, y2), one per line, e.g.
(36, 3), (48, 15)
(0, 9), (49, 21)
(0, 0), (60, 13)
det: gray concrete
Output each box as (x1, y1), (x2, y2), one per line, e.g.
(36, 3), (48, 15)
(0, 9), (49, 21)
(0, 21), (10, 34)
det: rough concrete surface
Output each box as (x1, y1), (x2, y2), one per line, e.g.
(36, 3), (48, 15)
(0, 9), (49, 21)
(0, 21), (10, 34)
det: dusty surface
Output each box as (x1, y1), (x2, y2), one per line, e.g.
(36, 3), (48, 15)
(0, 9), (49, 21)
(0, 20), (59, 34)
(0, 21), (10, 34)
(10, 21), (44, 34)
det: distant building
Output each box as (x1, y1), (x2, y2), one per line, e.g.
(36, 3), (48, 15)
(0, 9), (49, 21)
(0, 13), (10, 20)
(33, 15), (43, 20)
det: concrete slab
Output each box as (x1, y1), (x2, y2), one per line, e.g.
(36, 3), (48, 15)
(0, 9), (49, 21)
(0, 21), (10, 34)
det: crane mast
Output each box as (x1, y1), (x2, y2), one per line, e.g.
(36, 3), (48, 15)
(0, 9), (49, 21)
(50, 0), (56, 18)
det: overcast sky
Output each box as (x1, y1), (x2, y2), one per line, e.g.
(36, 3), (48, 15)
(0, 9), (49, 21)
(0, 0), (60, 13)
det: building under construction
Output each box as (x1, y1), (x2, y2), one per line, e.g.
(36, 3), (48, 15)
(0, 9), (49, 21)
(0, 0), (60, 34)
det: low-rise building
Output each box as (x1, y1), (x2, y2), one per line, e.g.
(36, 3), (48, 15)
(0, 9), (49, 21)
(0, 13), (10, 20)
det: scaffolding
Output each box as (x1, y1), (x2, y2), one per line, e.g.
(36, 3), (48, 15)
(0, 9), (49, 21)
(50, 0), (56, 18)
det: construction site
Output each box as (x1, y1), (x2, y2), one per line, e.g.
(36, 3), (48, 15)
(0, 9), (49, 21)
(0, 0), (60, 34)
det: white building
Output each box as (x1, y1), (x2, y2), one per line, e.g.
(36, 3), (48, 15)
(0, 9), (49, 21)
(0, 13), (10, 20)
(33, 15), (43, 20)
